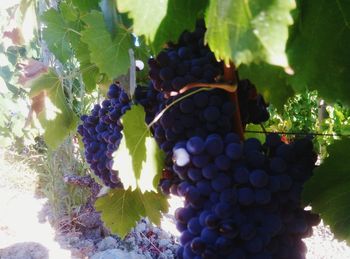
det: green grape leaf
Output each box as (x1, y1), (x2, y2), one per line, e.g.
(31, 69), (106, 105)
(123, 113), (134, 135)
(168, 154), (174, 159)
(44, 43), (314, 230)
(71, 40), (99, 93)
(29, 69), (78, 149)
(303, 139), (350, 243)
(134, 36), (151, 83)
(60, 2), (78, 22)
(205, 0), (295, 67)
(117, 0), (208, 53)
(113, 105), (165, 192)
(95, 188), (168, 238)
(71, 0), (100, 12)
(81, 10), (132, 80)
(238, 63), (294, 110)
(287, 0), (350, 105)
(41, 9), (80, 63)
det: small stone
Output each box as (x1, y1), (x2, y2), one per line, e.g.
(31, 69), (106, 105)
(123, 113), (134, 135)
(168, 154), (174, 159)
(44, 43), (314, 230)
(97, 237), (119, 251)
(158, 239), (169, 247)
(90, 249), (144, 259)
(135, 222), (147, 233)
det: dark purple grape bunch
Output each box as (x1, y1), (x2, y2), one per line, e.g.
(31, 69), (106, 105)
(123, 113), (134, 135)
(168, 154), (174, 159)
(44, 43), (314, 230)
(134, 82), (161, 125)
(148, 87), (236, 195)
(170, 133), (319, 259)
(148, 21), (223, 93)
(238, 79), (270, 125)
(77, 83), (131, 188)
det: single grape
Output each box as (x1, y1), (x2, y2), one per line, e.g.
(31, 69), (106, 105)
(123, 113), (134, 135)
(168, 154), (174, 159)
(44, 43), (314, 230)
(238, 187), (255, 206)
(219, 188), (237, 204)
(240, 223), (256, 241)
(203, 106), (220, 122)
(249, 169), (269, 187)
(186, 136), (205, 155)
(219, 220), (239, 238)
(159, 67), (174, 81)
(205, 213), (220, 229)
(188, 217), (202, 235)
(255, 189), (271, 205)
(202, 163), (218, 179)
(225, 143), (242, 160)
(185, 186), (201, 203)
(192, 154), (210, 168)
(188, 168), (203, 182)
(214, 155), (231, 170)
(196, 180), (213, 196)
(173, 147), (190, 167)
(175, 207), (195, 224)
(191, 237), (206, 254)
(199, 210), (211, 226)
(201, 228), (218, 244)
(194, 92), (209, 108)
(234, 166), (250, 184)
(204, 134), (224, 156)
(211, 174), (231, 192)
(214, 202), (232, 219)
(215, 236), (232, 254)
(244, 236), (264, 253)
(180, 98), (195, 113)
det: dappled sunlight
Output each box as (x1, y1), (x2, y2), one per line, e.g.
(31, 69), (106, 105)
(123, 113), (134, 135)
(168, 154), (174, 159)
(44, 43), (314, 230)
(304, 220), (350, 259)
(43, 95), (62, 121)
(160, 195), (183, 237)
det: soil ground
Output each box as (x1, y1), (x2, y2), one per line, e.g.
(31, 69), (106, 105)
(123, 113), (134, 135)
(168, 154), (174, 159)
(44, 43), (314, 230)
(1, 151), (350, 259)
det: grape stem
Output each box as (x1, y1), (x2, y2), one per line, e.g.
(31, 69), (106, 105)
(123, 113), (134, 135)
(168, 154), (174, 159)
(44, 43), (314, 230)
(147, 64), (245, 142)
(245, 130), (348, 137)
(178, 82), (237, 94)
(147, 87), (213, 128)
(260, 123), (268, 136)
(223, 62), (245, 141)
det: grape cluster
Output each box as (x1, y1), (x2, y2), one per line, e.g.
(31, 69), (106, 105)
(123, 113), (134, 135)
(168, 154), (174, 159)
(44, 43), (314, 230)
(238, 79), (270, 125)
(136, 20), (271, 202)
(77, 83), (131, 187)
(171, 133), (319, 259)
(135, 21), (318, 258)
(136, 82), (238, 195)
(148, 21), (222, 93)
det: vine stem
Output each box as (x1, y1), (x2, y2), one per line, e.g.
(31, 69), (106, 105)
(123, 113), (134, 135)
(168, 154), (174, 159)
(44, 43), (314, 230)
(178, 82), (237, 93)
(147, 62), (244, 137)
(244, 130), (348, 137)
(223, 62), (245, 140)
(260, 123), (268, 137)
(147, 87), (213, 129)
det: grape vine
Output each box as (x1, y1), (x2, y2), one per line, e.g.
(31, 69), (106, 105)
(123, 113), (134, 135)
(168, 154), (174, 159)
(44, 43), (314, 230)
(76, 21), (322, 258)
(17, 0), (350, 256)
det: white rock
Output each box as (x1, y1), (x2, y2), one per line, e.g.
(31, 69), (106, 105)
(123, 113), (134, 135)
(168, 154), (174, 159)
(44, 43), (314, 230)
(135, 222), (147, 233)
(90, 249), (143, 259)
(96, 237), (118, 251)
(158, 239), (169, 247)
